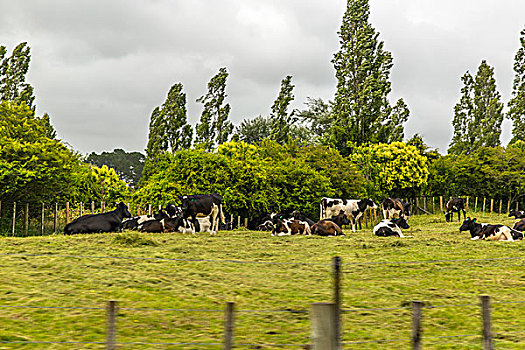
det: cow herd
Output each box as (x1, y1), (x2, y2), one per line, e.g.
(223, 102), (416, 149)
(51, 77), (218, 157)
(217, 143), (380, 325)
(61, 194), (525, 242)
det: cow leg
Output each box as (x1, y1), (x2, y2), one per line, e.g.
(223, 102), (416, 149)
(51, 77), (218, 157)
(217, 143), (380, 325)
(191, 216), (198, 235)
(210, 205), (219, 235)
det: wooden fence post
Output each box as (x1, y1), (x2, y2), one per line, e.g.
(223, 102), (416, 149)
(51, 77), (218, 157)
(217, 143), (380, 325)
(439, 196), (443, 213)
(507, 199), (511, 214)
(102, 201), (105, 213)
(416, 197), (420, 215)
(412, 301), (423, 350)
(237, 216), (241, 229)
(490, 199), (494, 213)
(311, 303), (338, 350)
(24, 203), (29, 236)
(223, 302), (235, 350)
(244, 218), (248, 228)
(480, 295), (493, 350)
(483, 198), (486, 212)
(498, 200), (502, 214)
(12, 202), (16, 236)
(148, 204), (152, 216)
(127, 203), (131, 216)
(54, 203), (58, 234)
(65, 202), (70, 224)
(41, 203), (45, 235)
(466, 196), (469, 211)
(91, 201), (95, 214)
(333, 257), (342, 348)
(475, 197), (478, 212)
(106, 300), (118, 350)
(423, 197), (427, 213)
(79, 202), (83, 218)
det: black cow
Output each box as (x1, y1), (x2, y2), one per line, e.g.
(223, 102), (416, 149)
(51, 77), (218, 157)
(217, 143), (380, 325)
(509, 210), (525, 219)
(373, 217), (410, 237)
(180, 194), (225, 235)
(326, 210), (351, 228)
(382, 198), (411, 220)
(459, 217), (523, 241)
(445, 197), (466, 222)
(64, 202), (131, 234)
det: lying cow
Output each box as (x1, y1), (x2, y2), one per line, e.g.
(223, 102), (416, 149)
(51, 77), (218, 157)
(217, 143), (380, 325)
(271, 215), (311, 236)
(325, 210), (350, 228)
(373, 217), (410, 238)
(513, 219), (525, 232)
(320, 197), (378, 232)
(445, 197), (466, 222)
(64, 202), (131, 234)
(382, 198), (411, 220)
(459, 217), (523, 241)
(509, 210), (525, 219)
(311, 220), (344, 236)
(121, 210), (169, 230)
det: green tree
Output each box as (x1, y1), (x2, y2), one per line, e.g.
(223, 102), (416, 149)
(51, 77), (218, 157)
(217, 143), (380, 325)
(89, 164), (130, 203)
(0, 42), (35, 109)
(509, 27), (525, 143)
(195, 67), (233, 150)
(449, 60), (504, 154)
(145, 83), (192, 159)
(86, 149), (145, 187)
(296, 97), (335, 142)
(330, 0), (409, 155)
(236, 115), (271, 144)
(351, 142), (429, 198)
(0, 101), (84, 204)
(269, 75), (296, 144)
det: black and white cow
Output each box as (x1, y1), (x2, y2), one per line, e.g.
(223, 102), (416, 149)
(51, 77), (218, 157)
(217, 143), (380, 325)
(373, 217), (410, 238)
(508, 210), (525, 219)
(64, 202), (131, 234)
(179, 194), (225, 235)
(166, 203), (183, 218)
(121, 210), (169, 230)
(381, 198), (411, 220)
(445, 197), (466, 222)
(459, 217), (523, 241)
(271, 215), (311, 236)
(320, 197), (378, 232)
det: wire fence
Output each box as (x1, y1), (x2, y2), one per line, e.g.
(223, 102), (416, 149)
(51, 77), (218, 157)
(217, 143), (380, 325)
(1, 252), (524, 348)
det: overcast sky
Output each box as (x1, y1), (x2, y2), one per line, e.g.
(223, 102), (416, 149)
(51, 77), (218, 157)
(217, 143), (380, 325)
(1, 0), (524, 155)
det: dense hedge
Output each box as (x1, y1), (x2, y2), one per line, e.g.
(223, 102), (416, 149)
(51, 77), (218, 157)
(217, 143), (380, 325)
(135, 140), (365, 221)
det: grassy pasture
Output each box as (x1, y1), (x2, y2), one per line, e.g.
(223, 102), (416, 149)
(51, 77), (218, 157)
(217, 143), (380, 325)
(0, 212), (524, 349)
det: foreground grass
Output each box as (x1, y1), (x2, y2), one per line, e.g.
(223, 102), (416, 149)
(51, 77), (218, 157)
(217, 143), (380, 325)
(0, 212), (524, 349)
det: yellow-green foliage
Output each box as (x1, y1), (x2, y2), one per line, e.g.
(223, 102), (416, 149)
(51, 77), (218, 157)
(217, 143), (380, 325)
(90, 164), (130, 203)
(352, 142), (429, 197)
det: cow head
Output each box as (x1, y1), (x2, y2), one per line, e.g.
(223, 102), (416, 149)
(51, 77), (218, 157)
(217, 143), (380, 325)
(459, 217), (476, 232)
(166, 204), (182, 218)
(391, 217), (409, 229)
(336, 210), (351, 226)
(117, 202), (132, 219)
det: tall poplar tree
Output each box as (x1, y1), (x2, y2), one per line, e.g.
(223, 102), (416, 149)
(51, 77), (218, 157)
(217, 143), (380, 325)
(146, 83), (192, 159)
(195, 67), (233, 150)
(330, 0), (409, 155)
(508, 27), (525, 143)
(0, 42), (35, 109)
(449, 60), (504, 154)
(269, 75), (296, 145)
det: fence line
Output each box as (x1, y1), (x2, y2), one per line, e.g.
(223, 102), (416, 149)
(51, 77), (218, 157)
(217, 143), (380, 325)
(1, 195), (523, 236)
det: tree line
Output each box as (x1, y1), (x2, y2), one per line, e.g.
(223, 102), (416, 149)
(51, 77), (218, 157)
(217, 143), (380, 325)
(2, 0), (525, 220)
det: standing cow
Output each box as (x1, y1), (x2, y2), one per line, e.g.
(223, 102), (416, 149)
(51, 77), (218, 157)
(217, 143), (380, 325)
(320, 197), (377, 232)
(445, 197), (466, 222)
(179, 194), (225, 235)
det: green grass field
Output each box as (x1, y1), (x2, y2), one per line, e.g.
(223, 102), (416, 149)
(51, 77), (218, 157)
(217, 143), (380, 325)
(0, 212), (524, 349)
